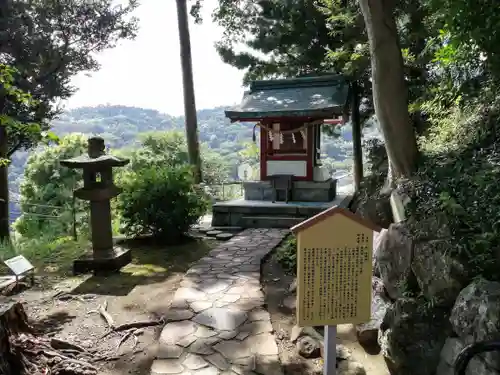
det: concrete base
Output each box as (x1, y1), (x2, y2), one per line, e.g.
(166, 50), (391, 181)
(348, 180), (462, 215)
(243, 179), (337, 202)
(73, 246), (132, 275)
(212, 194), (352, 229)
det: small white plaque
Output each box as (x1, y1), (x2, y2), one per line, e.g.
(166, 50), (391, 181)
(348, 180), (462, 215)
(4, 255), (34, 276)
(238, 163), (254, 181)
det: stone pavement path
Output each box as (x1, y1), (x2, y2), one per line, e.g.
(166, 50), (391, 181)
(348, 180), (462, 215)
(151, 228), (288, 375)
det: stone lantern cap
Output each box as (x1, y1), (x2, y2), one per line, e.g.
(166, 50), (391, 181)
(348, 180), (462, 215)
(60, 136), (129, 169)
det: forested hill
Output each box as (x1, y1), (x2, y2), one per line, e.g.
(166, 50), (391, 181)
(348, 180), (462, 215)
(49, 105), (256, 150)
(8, 105), (362, 222)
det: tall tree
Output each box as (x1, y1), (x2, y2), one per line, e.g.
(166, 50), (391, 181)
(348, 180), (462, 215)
(357, 0), (418, 179)
(0, 0), (138, 240)
(176, 0), (202, 183)
(0, 64), (46, 241)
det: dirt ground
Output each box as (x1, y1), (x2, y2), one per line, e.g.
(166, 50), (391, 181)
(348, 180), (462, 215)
(261, 253), (390, 375)
(3, 230), (389, 375)
(3, 236), (218, 375)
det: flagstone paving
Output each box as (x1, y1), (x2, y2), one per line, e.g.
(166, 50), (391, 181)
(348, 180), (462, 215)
(150, 228), (288, 375)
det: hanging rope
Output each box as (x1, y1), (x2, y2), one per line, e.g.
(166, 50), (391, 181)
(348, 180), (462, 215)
(251, 119), (327, 142)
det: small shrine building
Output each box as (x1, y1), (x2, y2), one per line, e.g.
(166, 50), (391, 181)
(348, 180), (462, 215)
(226, 75), (349, 184)
(212, 74), (362, 228)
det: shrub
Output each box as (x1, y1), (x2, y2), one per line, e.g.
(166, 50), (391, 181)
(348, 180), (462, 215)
(274, 235), (297, 275)
(117, 165), (208, 242)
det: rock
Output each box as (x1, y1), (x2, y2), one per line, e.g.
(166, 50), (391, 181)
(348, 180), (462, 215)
(372, 229), (388, 277)
(336, 344), (352, 360)
(378, 298), (451, 375)
(450, 278), (500, 371)
(407, 213), (452, 242)
(296, 335), (321, 358)
(283, 295), (296, 310)
(355, 193), (393, 229)
(436, 337), (498, 375)
(150, 359), (184, 375)
(198, 227), (213, 233)
(319, 343), (352, 360)
(206, 230), (223, 237)
(288, 279), (297, 293)
(164, 308), (194, 322)
(290, 325), (323, 344)
(411, 239), (467, 305)
(337, 360), (366, 375)
(192, 307), (248, 331)
(374, 222), (413, 300)
(356, 277), (392, 347)
(216, 233), (234, 241)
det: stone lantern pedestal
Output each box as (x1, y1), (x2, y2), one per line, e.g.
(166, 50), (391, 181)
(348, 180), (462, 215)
(61, 136), (131, 274)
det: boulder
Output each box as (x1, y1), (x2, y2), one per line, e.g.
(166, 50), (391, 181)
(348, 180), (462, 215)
(374, 222), (413, 300)
(356, 277), (392, 347)
(378, 298), (451, 375)
(450, 278), (500, 371)
(411, 239), (468, 305)
(372, 229), (388, 277)
(355, 194), (393, 229)
(436, 337), (499, 375)
(406, 213), (452, 242)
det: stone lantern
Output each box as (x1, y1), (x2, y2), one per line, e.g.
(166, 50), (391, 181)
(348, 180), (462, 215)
(61, 136), (131, 274)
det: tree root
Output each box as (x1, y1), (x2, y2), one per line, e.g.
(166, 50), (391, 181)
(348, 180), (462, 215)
(97, 301), (115, 330)
(0, 302), (101, 375)
(116, 328), (144, 353)
(50, 338), (86, 353)
(95, 299), (164, 353)
(113, 319), (164, 332)
(10, 333), (98, 375)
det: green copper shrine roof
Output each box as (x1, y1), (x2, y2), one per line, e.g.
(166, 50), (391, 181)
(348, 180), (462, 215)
(225, 75), (349, 121)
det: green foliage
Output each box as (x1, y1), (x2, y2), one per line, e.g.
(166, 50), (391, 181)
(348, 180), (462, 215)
(427, 0), (500, 77)
(0, 64), (57, 163)
(2, 0), (138, 156)
(13, 134), (89, 238)
(118, 165), (208, 242)
(409, 98), (500, 281)
(274, 235), (297, 275)
(9, 106), (355, 207)
(209, 0), (335, 84)
(126, 131), (230, 185)
(0, 234), (88, 275)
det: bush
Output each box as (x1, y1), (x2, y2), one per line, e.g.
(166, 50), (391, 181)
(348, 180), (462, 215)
(274, 235), (297, 275)
(117, 165), (208, 242)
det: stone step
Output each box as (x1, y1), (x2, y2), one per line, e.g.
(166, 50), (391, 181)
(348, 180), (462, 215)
(240, 215), (305, 229)
(211, 226), (243, 233)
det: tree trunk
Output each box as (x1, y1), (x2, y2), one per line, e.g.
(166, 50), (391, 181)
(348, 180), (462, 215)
(351, 81), (363, 192)
(0, 302), (33, 374)
(176, 0), (202, 184)
(357, 0), (418, 180)
(0, 126), (9, 242)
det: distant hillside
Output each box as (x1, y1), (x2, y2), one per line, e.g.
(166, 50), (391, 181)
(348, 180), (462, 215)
(8, 105), (369, 223)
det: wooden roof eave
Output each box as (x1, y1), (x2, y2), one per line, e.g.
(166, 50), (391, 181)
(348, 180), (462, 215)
(225, 106), (346, 123)
(290, 206), (382, 234)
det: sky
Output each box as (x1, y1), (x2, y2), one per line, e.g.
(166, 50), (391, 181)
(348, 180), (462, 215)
(65, 0), (246, 116)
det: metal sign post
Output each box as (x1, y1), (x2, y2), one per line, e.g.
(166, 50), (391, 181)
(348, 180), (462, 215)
(324, 325), (337, 375)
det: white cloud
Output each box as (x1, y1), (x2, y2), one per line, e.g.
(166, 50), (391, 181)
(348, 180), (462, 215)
(64, 0), (246, 116)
